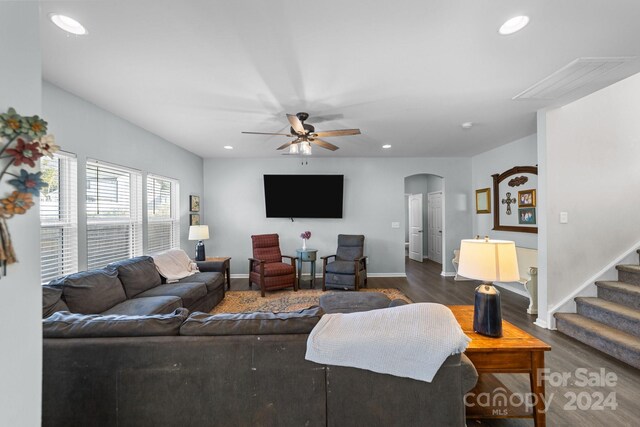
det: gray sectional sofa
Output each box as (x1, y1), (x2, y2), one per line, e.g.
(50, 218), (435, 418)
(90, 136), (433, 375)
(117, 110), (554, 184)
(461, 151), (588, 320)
(42, 270), (477, 426)
(43, 256), (226, 317)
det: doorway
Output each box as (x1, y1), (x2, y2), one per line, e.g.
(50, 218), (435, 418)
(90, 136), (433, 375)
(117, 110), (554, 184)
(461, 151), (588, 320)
(427, 192), (442, 262)
(404, 174), (444, 269)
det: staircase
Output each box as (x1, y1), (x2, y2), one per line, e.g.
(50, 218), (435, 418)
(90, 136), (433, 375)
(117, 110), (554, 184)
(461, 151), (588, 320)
(554, 249), (640, 369)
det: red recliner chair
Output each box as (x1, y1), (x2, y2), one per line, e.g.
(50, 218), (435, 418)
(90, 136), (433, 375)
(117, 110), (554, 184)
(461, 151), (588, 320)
(249, 234), (298, 297)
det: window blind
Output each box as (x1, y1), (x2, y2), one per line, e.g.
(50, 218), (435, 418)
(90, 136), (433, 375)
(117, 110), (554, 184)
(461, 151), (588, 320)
(86, 160), (142, 270)
(40, 152), (78, 284)
(147, 174), (180, 254)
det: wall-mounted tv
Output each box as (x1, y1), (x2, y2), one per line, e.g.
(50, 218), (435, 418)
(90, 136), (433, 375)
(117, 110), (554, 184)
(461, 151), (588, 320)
(264, 174), (344, 218)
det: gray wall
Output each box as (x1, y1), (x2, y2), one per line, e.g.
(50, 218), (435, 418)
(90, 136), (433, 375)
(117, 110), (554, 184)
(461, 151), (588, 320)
(203, 157), (471, 275)
(43, 82), (204, 269)
(0, 3), (42, 424)
(471, 134), (538, 248)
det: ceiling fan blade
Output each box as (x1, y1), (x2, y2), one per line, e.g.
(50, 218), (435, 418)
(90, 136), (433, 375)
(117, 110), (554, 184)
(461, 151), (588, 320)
(242, 131), (293, 136)
(310, 138), (339, 151)
(287, 114), (306, 135)
(276, 138), (302, 150)
(312, 129), (361, 138)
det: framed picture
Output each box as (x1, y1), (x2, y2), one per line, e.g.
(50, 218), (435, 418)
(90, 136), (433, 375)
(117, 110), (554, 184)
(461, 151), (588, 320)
(190, 214), (200, 226)
(518, 189), (536, 207)
(518, 208), (536, 225)
(189, 195), (200, 212)
(475, 188), (491, 214)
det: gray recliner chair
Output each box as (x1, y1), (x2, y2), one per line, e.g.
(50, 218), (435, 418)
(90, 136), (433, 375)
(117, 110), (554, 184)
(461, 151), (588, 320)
(322, 234), (368, 291)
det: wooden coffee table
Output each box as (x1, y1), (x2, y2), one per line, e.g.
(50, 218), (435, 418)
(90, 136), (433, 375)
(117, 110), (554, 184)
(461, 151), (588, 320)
(448, 305), (551, 427)
(205, 257), (231, 290)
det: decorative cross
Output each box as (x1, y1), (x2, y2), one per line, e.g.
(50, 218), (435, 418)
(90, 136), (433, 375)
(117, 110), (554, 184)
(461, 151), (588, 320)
(502, 192), (517, 215)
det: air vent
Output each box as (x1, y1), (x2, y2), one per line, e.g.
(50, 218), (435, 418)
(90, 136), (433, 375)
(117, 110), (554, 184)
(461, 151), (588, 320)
(513, 57), (639, 100)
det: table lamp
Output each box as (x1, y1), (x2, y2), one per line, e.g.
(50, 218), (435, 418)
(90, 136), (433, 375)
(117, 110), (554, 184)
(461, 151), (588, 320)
(458, 237), (519, 337)
(188, 225), (209, 261)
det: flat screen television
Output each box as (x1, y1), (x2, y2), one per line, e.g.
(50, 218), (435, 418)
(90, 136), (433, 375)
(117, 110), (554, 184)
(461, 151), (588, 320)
(264, 174), (344, 218)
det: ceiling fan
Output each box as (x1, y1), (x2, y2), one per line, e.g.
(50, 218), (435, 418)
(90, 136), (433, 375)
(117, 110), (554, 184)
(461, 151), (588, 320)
(242, 112), (361, 154)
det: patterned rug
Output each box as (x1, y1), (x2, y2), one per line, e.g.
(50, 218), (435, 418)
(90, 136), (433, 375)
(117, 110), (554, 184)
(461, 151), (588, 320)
(210, 288), (412, 314)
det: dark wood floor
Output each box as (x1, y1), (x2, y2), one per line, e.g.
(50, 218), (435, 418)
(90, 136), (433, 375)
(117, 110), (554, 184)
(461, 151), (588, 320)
(230, 259), (640, 426)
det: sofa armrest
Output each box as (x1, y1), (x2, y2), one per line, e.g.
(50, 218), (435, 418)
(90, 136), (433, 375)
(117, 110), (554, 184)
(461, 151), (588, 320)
(196, 261), (224, 273)
(460, 353), (479, 393)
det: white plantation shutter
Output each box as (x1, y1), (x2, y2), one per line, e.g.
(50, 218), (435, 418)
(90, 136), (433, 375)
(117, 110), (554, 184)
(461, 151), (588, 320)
(40, 152), (78, 284)
(147, 174), (180, 254)
(86, 160), (142, 270)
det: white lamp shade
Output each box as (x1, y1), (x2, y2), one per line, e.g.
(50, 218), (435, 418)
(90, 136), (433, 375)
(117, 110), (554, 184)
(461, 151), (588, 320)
(188, 225), (210, 240)
(458, 239), (519, 282)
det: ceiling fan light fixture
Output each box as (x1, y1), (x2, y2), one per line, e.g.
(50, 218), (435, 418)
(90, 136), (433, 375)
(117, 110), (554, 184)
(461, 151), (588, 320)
(289, 143), (299, 154)
(301, 141), (312, 156)
(382, 144), (392, 149)
(50, 14), (87, 35)
(498, 16), (529, 35)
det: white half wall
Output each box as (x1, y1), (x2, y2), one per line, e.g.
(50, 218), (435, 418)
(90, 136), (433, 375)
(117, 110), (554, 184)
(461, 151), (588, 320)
(203, 157), (472, 275)
(0, 3), (42, 425)
(43, 82), (204, 268)
(538, 71), (640, 326)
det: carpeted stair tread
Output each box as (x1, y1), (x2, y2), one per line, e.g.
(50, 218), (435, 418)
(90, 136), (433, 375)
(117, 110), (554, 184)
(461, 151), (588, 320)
(595, 281), (640, 309)
(616, 264), (640, 274)
(554, 313), (640, 369)
(575, 297), (640, 338)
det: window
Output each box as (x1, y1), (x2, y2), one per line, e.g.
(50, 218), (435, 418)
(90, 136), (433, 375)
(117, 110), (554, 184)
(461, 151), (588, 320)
(147, 174), (180, 254)
(40, 152), (78, 284)
(86, 160), (142, 270)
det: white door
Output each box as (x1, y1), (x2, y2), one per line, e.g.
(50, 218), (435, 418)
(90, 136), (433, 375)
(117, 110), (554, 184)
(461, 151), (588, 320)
(408, 194), (423, 262)
(428, 192), (443, 263)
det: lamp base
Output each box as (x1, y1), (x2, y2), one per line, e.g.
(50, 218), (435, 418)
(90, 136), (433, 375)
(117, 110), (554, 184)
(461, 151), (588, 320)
(473, 282), (503, 338)
(195, 240), (206, 261)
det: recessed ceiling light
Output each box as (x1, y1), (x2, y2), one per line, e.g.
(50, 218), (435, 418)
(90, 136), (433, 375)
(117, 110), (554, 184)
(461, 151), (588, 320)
(50, 14), (87, 35)
(461, 122), (473, 130)
(382, 144), (392, 149)
(223, 145), (233, 150)
(498, 16), (530, 35)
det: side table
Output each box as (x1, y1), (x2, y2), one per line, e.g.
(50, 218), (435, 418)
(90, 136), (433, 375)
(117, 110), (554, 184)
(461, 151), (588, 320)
(448, 305), (551, 427)
(205, 256), (232, 290)
(296, 249), (318, 289)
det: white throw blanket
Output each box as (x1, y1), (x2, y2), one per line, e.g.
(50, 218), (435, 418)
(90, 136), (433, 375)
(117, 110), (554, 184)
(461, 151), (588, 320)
(305, 303), (471, 382)
(152, 249), (198, 283)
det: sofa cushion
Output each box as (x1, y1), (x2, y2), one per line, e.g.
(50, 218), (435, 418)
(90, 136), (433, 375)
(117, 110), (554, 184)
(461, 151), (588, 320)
(48, 268), (127, 314)
(102, 296), (182, 316)
(319, 292), (391, 314)
(42, 286), (69, 318)
(109, 256), (162, 298)
(389, 298), (409, 308)
(42, 308), (189, 338)
(178, 271), (225, 293)
(180, 306), (324, 336)
(135, 282), (207, 308)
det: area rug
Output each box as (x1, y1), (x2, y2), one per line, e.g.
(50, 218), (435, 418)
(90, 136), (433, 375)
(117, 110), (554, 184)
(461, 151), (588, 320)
(210, 288), (412, 314)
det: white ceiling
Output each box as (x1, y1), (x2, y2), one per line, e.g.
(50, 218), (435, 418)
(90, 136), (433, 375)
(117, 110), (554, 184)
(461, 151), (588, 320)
(40, 0), (640, 159)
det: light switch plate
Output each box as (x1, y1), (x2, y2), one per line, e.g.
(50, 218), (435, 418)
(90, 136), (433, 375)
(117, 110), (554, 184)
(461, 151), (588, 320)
(391, 222), (400, 229)
(560, 212), (568, 224)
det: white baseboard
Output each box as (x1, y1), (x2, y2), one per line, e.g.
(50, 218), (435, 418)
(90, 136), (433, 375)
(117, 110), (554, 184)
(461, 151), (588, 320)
(534, 318), (550, 329)
(230, 274), (249, 279)
(367, 273), (407, 278)
(441, 272), (456, 277)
